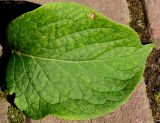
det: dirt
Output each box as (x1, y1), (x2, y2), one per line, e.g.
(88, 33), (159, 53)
(0, 90), (25, 123)
(7, 105), (25, 123)
(127, 0), (151, 44)
(144, 49), (160, 122)
(127, 0), (160, 122)
(0, 90), (8, 100)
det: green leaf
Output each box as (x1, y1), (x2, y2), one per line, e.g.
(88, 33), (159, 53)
(6, 2), (153, 120)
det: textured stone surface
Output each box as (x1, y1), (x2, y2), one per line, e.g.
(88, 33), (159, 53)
(144, 0), (160, 47)
(25, 0), (154, 123)
(0, 99), (10, 123)
(28, 0), (130, 25)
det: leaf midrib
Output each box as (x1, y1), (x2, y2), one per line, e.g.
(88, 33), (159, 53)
(13, 48), (138, 62)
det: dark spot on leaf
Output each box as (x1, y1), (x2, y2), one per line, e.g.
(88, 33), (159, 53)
(90, 13), (96, 19)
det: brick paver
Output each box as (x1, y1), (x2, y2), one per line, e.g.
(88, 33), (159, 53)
(0, 98), (10, 123)
(28, 0), (130, 25)
(144, 0), (160, 48)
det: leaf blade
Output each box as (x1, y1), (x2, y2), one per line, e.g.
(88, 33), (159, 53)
(6, 2), (153, 120)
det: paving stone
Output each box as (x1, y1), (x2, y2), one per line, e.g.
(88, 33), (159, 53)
(0, 98), (10, 123)
(28, 0), (130, 25)
(144, 0), (160, 47)
(22, 0), (153, 122)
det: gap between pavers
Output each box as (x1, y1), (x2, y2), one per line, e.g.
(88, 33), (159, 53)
(8, 0), (154, 123)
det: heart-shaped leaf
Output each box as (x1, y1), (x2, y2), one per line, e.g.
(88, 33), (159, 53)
(6, 2), (153, 120)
